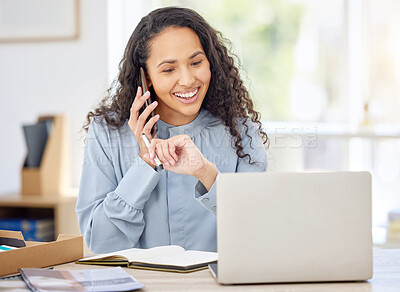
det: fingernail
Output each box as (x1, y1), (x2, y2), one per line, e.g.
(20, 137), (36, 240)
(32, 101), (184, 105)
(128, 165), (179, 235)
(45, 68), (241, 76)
(152, 101), (158, 106)
(137, 86), (140, 94)
(169, 160), (174, 165)
(144, 91), (150, 96)
(164, 162), (170, 166)
(149, 152), (154, 159)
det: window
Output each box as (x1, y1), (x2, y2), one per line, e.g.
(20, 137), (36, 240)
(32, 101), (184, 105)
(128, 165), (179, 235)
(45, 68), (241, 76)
(150, 0), (400, 126)
(109, 0), (400, 242)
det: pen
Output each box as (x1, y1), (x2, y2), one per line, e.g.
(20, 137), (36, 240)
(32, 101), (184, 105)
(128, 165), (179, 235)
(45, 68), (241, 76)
(142, 133), (164, 170)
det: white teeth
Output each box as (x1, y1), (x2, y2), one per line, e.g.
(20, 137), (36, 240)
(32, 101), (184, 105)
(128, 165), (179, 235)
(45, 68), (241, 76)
(174, 88), (198, 99)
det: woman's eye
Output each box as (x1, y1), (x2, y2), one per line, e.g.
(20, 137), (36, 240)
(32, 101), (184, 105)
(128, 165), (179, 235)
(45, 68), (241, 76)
(162, 68), (175, 73)
(192, 60), (202, 66)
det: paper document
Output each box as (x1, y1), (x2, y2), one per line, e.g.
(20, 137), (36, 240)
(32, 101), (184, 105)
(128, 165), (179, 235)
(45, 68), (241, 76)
(19, 267), (144, 292)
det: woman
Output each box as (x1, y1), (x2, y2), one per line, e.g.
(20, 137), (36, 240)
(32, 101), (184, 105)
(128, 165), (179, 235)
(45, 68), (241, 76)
(77, 7), (268, 253)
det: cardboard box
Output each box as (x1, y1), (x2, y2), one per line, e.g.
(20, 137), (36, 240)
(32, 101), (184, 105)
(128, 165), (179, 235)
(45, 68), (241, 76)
(21, 115), (71, 196)
(0, 230), (83, 277)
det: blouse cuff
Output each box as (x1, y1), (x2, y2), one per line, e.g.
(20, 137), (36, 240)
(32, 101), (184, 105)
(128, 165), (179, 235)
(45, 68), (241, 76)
(194, 171), (220, 215)
(115, 156), (162, 209)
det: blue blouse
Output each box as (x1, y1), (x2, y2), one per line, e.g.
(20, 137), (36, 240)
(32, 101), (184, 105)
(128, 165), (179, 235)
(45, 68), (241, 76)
(76, 109), (268, 253)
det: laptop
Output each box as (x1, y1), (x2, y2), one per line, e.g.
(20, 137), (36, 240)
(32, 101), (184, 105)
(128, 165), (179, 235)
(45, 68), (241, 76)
(210, 172), (372, 284)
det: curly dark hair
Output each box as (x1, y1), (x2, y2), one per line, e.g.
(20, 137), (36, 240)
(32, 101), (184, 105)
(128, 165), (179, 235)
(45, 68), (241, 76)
(84, 6), (268, 163)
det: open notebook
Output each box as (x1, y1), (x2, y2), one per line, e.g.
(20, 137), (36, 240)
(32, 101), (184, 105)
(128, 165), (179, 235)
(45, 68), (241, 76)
(77, 245), (217, 273)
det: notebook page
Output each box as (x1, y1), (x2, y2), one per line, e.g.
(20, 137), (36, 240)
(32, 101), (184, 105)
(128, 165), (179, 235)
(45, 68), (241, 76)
(83, 245), (184, 262)
(132, 250), (218, 266)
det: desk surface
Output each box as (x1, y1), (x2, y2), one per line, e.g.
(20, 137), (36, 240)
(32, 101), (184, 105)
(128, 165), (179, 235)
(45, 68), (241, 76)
(49, 248), (400, 291)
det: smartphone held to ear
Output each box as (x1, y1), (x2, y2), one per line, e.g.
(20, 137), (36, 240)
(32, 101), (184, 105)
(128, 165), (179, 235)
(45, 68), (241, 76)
(140, 67), (158, 137)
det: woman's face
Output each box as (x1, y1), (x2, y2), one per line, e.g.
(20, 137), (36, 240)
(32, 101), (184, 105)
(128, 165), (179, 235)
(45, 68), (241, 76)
(146, 27), (211, 126)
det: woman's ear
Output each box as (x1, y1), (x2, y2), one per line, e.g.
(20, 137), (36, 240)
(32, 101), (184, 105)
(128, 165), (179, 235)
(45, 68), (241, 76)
(146, 73), (152, 88)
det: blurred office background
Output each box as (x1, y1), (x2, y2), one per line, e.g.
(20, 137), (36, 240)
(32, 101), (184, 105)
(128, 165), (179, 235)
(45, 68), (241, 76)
(0, 0), (399, 244)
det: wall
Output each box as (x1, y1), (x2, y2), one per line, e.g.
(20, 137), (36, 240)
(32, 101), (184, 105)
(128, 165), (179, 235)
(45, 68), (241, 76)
(0, 0), (108, 194)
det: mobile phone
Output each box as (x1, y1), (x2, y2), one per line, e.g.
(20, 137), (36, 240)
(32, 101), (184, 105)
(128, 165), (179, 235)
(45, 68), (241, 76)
(139, 67), (158, 137)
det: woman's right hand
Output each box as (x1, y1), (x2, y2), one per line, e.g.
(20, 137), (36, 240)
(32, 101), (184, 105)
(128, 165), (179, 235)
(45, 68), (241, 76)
(128, 86), (159, 168)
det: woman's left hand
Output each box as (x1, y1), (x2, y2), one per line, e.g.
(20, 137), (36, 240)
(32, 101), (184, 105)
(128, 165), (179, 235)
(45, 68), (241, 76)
(144, 135), (218, 190)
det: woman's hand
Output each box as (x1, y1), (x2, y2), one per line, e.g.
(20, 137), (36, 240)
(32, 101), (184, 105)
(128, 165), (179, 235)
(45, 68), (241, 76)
(144, 135), (218, 190)
(128, 87), (160, 168)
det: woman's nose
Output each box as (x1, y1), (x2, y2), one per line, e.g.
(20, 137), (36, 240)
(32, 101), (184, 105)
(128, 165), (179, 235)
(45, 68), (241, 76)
(177, 67), (195, 87)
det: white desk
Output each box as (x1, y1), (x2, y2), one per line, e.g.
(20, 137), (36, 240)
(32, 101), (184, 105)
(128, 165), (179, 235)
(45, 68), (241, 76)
(1, 248), (397, 291)
(53, 248), (399, 291)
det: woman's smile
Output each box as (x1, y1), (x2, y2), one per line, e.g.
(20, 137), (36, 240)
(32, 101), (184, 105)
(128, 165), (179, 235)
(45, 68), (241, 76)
(172, 87), (200, 103)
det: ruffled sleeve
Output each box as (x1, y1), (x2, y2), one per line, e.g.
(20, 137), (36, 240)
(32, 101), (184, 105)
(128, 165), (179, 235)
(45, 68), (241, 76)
(76, 118), (162, 253)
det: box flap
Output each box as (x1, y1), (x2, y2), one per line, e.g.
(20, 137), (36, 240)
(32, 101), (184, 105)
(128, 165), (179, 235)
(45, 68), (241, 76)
(24, 234), (80, 247)
(57, 234), (79, 241)
(0, 230), (25, 240)
(25, 241), (45, 247)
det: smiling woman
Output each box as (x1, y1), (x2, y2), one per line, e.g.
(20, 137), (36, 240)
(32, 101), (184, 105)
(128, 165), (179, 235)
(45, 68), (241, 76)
(146, 27), (211, 125)
(76, 7), (269, 254)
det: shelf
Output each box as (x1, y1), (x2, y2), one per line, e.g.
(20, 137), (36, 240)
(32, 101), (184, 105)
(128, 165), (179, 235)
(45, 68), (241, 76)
(0, 194), (79, 240)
